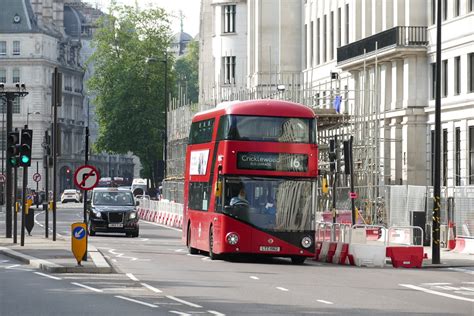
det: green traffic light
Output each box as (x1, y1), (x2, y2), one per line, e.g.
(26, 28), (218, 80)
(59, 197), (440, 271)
(9, 156), (18, 166)
(21, 155), (30, 164)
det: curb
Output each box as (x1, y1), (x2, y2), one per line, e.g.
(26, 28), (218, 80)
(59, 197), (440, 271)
(0, 246), (113, 274)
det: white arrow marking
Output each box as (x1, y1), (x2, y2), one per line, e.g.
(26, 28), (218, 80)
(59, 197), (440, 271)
(74, 228), (84, 238)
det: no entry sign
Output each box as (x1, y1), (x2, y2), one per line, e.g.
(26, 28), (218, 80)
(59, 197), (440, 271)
(73, 165), (100, 191)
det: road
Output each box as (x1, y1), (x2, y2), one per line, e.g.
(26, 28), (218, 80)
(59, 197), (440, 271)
(1, 203), (472, 315)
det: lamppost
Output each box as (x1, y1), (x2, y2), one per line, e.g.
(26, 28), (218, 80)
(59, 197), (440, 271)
(26, 111), (40, 126)
(146, 52), (168, 180)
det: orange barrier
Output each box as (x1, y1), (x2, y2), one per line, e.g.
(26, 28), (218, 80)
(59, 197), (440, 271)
(386, 246), (423, 268)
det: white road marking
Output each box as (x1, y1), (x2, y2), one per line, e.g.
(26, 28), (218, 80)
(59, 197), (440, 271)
(6, 264), (20, 269)
(5, 264), (32, 271)
(448, 267), (474, 275)
(34, 272), (62, 280)
(208, 311), (226, 316)
(435, 286), (461, 291)
(202, 257), (211, 261)
(141, 282), (163, 293)
(166, 295), (202, 308)
(169, 312), (191, 316)
(71, 282), (103, 293)
(141, 221), (182, 232)
(276, 287), (289, 292)
(250, 276), (259, 280)
(174, 249), (185, 252)
(140, 238), (149, 241)
(400, 284), (474, 303)
(421, 282), (451, 286)
(126, 273), (139, 281)
(0, 260), (10, 263)
(317, 299), (334, 305)
(115, 295), (158, 308)
(462, 282), (474, 284)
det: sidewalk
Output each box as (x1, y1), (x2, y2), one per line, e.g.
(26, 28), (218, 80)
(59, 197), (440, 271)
(0, 234), (113, 273)
(421, 247), (474, 268)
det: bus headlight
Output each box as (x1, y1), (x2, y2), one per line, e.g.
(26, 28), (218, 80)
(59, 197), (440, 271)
(301, 236), (313, 249)
(226, 232), (239, 245)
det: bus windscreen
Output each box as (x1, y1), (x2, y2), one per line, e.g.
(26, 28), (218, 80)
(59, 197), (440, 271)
(218, 115), (315, 143)
(220, 176), (315, 232)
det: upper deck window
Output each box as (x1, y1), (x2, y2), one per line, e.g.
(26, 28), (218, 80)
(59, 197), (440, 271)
(188, 118), (215, 144)
(217, 115), (315, 144)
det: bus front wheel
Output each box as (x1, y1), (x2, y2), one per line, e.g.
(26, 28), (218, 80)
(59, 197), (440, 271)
(187, 225), (198, 255)
(291, 256), (306, 265)
(209, 227), (221, 260)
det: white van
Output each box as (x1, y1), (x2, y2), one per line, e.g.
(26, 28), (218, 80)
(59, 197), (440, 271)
(131, 178), (148, 196)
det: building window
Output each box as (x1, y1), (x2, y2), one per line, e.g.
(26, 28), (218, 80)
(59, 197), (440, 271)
(13, 97), (20, 114)
(310, 21), (314, 67)
(12, 68), (20, 83)
(455, 56), (460, 95)
(454, 0), (460, 17)
(0, 69), (6, 83)
(304, 24), (307, 69)
(223, 5), (236, 33)
(12, 41), (20, 55)
(316, 18), (320, 65)
(470, 126), (474, 184)
(323, 15), (327, 63)
(431, 63), (436, 100)
(330, 11), (334, 61)
(0, 41), (6, 55)
(442, 60), (448, 97)
(455, 127), (461, 186)
(337, 8), (341, 48)
(222, 56), (236, 84)
(443, 0), (447, 21)
(470, 53), (474, 93)
(345, 4), (349, 44)
(431, 0), (436, 25)
(443, 129), (448, 186)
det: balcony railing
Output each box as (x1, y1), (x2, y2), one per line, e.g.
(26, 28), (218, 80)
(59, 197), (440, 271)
(337, 26), (428, 63)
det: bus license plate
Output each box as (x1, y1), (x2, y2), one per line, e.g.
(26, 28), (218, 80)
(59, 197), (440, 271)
(259, 246), (280, 252)
(108, 223), (123, 228)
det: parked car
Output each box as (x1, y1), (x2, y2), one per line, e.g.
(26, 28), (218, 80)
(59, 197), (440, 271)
(87, 187), (139, 237)
(61, 189), (81, 203)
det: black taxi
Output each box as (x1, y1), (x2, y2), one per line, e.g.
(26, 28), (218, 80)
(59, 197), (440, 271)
(87, 187), (139, 237)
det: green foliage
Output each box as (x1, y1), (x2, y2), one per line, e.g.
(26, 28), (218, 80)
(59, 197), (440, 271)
(174, 39), (199, 103)
(87, 5), (173, 179)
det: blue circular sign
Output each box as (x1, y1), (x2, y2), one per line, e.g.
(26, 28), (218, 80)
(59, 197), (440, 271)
(72, 226), (86, 240)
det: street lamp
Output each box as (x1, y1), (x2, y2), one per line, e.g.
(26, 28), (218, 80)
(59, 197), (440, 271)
(146, 52), (168, 180)
(26, 111), (40, 126)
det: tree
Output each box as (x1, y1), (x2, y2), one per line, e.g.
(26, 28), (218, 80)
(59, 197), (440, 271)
(174, 39), (199, 103)
(87, 5), (173, 186)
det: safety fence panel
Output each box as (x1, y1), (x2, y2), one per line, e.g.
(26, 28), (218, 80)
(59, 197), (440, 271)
(454, 186), (474, 237)
(389, 186), (408, 226)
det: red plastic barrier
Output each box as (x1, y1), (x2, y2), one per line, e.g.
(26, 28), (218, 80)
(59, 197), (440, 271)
(452, 237), (466, 253)
(313, 241), (323, 261)
(386, 246), (423, 268)
(326, 242), (338, 263)
(338, 243), (349, 265)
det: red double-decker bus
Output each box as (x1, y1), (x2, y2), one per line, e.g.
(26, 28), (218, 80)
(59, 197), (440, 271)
(183, 99), (318, 264)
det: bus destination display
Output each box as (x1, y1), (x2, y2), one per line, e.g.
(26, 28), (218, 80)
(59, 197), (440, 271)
(237, 152), (308, 172)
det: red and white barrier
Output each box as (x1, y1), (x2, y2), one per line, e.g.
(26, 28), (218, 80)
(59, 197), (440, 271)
(137, 200), (184, 230)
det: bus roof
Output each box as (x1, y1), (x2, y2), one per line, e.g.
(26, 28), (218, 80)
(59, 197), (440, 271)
(193, 99), (315, 122)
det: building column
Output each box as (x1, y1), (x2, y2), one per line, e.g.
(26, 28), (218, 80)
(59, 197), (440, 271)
(380, 62), (392, 113)
(382, 0), (394, 30)
(401, 109), (427, 185)
(403, 55), (417, 108)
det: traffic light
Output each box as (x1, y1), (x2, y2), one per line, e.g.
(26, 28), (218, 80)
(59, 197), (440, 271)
(7, 131), (20, 167)
(19, 128), (33, 167)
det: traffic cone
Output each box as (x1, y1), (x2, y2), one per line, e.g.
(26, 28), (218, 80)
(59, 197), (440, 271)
(447, 221), (456, 250)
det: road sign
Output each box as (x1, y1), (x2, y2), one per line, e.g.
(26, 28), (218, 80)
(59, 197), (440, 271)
(33, 172), (41, 183)
(349, 192), (358, 199)
(73, 165), (100, 191)
(0, 174), (5, 183)
(71, 222), (87, 265)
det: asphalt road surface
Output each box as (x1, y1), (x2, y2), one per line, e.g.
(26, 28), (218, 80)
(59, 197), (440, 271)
(0, 203), (472, 315)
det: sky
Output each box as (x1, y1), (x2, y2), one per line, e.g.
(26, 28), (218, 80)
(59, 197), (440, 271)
(83, 0), (201, 36)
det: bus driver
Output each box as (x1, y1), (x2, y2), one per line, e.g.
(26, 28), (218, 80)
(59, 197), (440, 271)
(230, 187), (249, 206)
